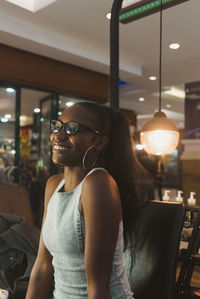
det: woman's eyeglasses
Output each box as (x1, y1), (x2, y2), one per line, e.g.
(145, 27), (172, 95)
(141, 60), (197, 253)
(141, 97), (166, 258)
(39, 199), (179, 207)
(50, 120), (103, 136)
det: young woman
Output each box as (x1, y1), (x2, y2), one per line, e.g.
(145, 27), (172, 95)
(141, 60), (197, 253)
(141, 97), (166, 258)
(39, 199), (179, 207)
(26, 102), (147, 299)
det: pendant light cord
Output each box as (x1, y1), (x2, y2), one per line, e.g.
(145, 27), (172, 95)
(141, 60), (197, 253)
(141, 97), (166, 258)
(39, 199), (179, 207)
(159, 0), (163, 112)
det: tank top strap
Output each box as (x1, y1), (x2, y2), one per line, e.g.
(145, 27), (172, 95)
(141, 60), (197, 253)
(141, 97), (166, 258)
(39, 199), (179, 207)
(54, 178), (65, 193)
(82, 167), (107, 183)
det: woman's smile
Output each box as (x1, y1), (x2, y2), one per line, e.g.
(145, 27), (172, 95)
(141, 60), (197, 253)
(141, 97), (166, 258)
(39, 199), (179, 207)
(53, 144), (71, 152)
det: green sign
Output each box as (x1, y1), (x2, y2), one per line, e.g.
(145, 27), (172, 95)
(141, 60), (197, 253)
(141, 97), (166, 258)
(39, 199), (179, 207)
(119, 0), (189, 23)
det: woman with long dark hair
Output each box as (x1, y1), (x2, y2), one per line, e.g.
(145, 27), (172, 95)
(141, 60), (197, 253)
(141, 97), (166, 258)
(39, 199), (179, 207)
(26, 102), (147, 299)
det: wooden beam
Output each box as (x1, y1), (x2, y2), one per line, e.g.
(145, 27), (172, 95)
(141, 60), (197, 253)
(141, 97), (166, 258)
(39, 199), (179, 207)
(0, 43), (108, 103)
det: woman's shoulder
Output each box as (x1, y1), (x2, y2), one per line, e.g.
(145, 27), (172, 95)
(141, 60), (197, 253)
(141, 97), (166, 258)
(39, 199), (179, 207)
(81, 168), (121, 220)
(44, 173), (64, 203)
(46, 173), (64, 188)
(84, 168), (116, 189)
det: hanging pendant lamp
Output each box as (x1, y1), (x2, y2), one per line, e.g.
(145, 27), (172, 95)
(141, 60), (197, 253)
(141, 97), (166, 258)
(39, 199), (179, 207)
(140, 0), (179, 156)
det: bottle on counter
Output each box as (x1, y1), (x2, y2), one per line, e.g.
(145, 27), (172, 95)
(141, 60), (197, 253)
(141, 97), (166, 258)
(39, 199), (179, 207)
(176, 190), (183, 203)
(163, 190), (170, 202)
(187, 192), (196, 206)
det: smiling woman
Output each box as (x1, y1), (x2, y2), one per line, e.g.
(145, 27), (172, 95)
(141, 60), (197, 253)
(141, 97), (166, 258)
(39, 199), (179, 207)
(26, 102), (149, 299)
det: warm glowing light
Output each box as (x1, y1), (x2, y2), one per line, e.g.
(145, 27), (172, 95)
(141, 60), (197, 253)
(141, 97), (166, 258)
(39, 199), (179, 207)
(140, 130), (179, 155)
(106, 12), (111, 19)
(169, 43), (180, 50)
(34, 108), (40, 113)
(6, 88), (15, 93)
(140, 111), (179, 155)
(149, 76), (157, 81)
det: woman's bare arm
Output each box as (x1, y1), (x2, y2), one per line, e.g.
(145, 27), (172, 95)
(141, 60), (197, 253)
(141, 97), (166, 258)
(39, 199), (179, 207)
(26, 174), (64, 299)
(81, 170), (122, 299)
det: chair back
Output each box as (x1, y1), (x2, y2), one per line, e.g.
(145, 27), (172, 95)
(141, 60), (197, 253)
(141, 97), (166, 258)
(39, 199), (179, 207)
(0, 185), (34, 224)
(123, 200), (185, 299)
(176, 207), (200, 296)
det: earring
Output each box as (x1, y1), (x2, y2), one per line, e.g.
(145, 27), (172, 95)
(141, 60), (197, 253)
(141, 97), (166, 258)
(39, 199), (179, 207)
(82, 145), (98, 170)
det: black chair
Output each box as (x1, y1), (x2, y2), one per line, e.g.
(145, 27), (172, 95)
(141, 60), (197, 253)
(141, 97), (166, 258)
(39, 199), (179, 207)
(123, 200), (185, 299)
(176, 207), (200, 297)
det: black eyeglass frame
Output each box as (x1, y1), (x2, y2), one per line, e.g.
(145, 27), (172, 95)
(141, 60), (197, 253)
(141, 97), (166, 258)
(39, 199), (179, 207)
(50, 119), (104, 136)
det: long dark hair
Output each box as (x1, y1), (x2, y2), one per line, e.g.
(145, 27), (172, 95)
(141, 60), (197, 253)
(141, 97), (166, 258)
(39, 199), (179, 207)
(76, 102), (150, 251)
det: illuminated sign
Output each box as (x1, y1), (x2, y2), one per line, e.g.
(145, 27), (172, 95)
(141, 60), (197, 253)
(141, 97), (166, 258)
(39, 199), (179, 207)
(120, 0), (189, 23)
(122, 0), (143, 8)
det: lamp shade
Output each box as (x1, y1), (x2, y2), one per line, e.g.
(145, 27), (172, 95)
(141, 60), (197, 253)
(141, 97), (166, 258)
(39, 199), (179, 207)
(140, 111), (179, 155)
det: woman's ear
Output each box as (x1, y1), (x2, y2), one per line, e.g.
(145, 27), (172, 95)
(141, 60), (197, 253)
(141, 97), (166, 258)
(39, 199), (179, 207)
(96, 136), (108, 151)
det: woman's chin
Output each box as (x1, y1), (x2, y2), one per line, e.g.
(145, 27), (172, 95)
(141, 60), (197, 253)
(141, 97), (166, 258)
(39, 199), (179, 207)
(52, 157), (65, 167)
(52, 152), (82, 168)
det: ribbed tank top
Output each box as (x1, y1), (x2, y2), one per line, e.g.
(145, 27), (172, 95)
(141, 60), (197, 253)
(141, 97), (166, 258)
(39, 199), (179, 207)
(43, 168), (134, 298)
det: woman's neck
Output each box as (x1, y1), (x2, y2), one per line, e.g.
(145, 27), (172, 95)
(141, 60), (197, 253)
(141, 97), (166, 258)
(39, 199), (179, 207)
(63, 166), (87, 192)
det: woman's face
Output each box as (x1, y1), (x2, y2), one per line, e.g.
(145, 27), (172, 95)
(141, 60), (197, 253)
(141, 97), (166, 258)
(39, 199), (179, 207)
(50, 105), (99, 168)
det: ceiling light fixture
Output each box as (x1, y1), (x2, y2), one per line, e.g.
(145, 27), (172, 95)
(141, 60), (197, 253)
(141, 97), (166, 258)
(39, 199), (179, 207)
(6, 88), (15, 93)
(169, 43), (180, 50)
(34, 108), (40, 113)
(149, 76), (157, 81)
(140, 1), (179, 156)
(5, 0), (57, 13)
(106, 12), (111, 20)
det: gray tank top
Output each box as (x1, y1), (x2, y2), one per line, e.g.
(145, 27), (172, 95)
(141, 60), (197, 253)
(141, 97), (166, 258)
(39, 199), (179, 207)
(43, 168), (134, 298)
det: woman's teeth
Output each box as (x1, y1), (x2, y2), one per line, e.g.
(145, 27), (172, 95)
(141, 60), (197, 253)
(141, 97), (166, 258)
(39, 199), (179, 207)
(54, 145), (69, 151)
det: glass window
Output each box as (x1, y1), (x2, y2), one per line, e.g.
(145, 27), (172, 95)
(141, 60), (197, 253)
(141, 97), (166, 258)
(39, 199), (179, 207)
(20, 88), (51, 166)
(0, 87), (16, 185)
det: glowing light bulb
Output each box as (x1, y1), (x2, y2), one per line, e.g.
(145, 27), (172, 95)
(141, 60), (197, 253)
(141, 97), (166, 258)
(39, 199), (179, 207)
(169, 43), (180, 50)
(34, 108), (40, 113)
(106, 12), (111, 20)
(149, 76), (157, 81)
(140, 130), (179, 155)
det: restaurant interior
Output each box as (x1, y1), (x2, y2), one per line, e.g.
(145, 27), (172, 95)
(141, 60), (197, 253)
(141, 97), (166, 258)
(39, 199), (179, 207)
(0, 0), (200, 298)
